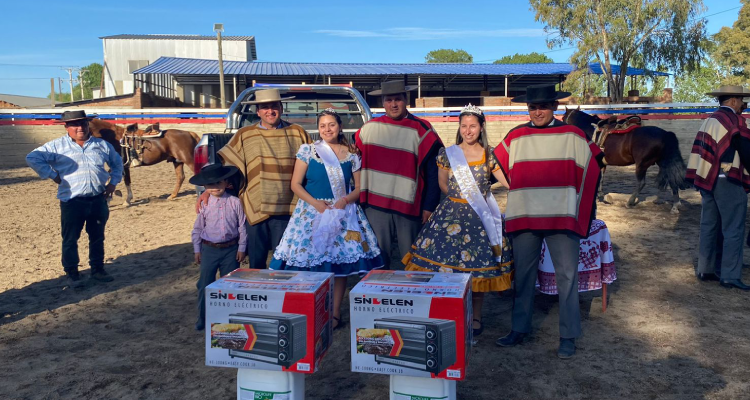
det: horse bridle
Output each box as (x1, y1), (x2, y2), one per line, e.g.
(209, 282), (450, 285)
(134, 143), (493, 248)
(564, 108), (603, 144)
(120, 135), (150, 166)
(563, 107), (573, 125)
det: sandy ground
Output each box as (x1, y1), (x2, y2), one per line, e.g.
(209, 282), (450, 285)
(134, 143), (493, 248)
(2, 133), (750, 400)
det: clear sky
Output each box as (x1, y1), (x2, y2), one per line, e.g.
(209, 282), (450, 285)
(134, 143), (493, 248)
(0, 0), (742, 98)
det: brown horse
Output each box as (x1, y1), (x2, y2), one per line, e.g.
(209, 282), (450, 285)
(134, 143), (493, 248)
(562, 108), (688, 213)
(88, 119), (133, 203)
(121, 122), (201, 201)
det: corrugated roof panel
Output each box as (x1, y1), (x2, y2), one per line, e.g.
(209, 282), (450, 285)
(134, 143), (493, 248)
(133, 57), (669, 77)
(100, 34), (255, 41)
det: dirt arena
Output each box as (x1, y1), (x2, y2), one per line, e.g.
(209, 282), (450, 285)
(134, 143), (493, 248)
(2, 128), (750, 399)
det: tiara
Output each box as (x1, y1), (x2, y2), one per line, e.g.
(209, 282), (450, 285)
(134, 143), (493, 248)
(461, 103), (483, 116)
(319, 107), (339, 115)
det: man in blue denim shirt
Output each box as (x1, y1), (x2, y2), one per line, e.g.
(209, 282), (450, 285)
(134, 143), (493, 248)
(27, 110), (123, 288)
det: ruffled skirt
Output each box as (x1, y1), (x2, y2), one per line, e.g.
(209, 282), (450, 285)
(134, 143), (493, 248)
(402, 198), (513, 292)
(270, 199), (383, 276)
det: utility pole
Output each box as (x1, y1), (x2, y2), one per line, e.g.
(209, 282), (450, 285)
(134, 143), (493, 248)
(66, 68), (75, 102)
(78, 69), (88, 100)
(50, 78), (55, 107)
(214, 23), (226, 108)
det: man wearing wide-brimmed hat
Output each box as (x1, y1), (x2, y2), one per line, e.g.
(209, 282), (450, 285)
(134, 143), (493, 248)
(216, 88), (310, 269)
(493, 84), (604, 359)
(26, 110), (123, 288)
(687, 85), (750, 291)
(355, 80), (443, 270)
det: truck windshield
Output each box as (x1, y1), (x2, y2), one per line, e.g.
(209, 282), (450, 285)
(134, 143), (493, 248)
(239, 93), (365, 132)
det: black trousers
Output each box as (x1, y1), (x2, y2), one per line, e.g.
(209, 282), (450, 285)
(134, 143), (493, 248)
(60, 194), (109, 274)
(246, 216), (291, 269)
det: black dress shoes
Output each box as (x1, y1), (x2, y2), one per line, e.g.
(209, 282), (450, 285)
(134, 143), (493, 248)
(66, 272), (85, 289)
(496, 331), (528, 347)
(720, 280), (750, 291)
(696, 273), (720, 282)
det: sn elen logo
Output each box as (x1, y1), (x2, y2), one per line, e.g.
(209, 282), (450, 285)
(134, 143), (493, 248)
(353, 294), (414, 306)
(208, 290), (268, 301)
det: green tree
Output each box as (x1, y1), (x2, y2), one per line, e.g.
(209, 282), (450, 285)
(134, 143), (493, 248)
(714, 0), (750, 85)
(50, 92), (72, 103)
(425, 49), (473, 63)
(673, 59), (723, 102)
(79, 63), (104, 98)
(562, 70), (608, 101)
(530, 0), (708, 102)
(494, 52), (553, 64)
(47, 63), (104, 102)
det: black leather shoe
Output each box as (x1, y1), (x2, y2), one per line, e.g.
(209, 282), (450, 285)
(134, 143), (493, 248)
(697, 273), (720, 282)
(90, 269), (114, 282)
(496, 331), (527, 347)
(472, 319), (484, 337)
(66, 272), (84, 289)
(558, 338), (576, 359)
(720, 280), (750, 291)
(195, 320), (205, 331)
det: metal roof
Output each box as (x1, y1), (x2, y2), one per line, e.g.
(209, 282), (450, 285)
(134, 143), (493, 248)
(133, 57), (669, 77)
(0, 94), (56, 108)
(100, 34), (255, 41)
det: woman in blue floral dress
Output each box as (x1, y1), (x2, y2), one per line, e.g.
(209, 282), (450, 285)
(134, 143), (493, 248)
(271, 109), (382, 329)
(403, 105), (513, 337)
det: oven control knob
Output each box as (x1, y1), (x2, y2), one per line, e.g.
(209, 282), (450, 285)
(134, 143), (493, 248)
(426, 344), (436, 354)
(426, 329), (436, 340)
(278, 324), (289, 334)
(279, 352), (288, 361)
(279, 338), (288, 348)
(427, 358), (437, 369)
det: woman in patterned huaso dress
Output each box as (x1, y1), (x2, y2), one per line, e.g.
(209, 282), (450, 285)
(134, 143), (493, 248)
(403, 105), (513, 337)
(271, 109), (383, 330)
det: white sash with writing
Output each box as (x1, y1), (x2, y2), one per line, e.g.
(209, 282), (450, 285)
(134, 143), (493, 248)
(311, 140), (361, 253)
(445, 145), (504, 261)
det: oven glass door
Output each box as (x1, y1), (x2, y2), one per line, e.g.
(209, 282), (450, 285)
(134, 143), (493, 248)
(374, 323), (427, 364)
(228, 319), (280, 358)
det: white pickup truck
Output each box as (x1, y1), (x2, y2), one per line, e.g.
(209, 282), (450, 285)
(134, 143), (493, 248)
(193, 84), (372, 174)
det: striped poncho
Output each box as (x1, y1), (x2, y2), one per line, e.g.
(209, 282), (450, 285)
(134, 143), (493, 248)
(218, 122), (310, 225)
(355, 114), (443, 217)
(494, 121), (603, 237)
(686, 107), (750, 192)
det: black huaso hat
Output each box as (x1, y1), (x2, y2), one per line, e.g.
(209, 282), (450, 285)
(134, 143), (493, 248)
(189, 164), (239, 186)
(60, 110), (95, 122)
(511, 84), (571, 104)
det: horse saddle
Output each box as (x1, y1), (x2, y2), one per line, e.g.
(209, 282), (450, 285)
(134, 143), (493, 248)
(139, 130), (166, 139)
(597, 115), (641, 135)
(595, 115), (641, 147)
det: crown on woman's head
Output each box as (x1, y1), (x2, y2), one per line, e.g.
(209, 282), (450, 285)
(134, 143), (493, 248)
(320, 107), (339, 115)
(461, 103), (483, 116)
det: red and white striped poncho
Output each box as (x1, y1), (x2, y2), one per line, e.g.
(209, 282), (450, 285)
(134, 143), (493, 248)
(494, 121), (603, 237)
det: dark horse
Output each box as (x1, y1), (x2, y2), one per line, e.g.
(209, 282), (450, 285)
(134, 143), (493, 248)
(121, 122), (200, 201)
(88, 119), (132, 203)
(563, 108), (688, 213)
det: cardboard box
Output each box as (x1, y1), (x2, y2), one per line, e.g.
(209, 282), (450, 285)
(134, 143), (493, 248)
(205, 269), (334, 373)
(350, 270), (472, 380)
